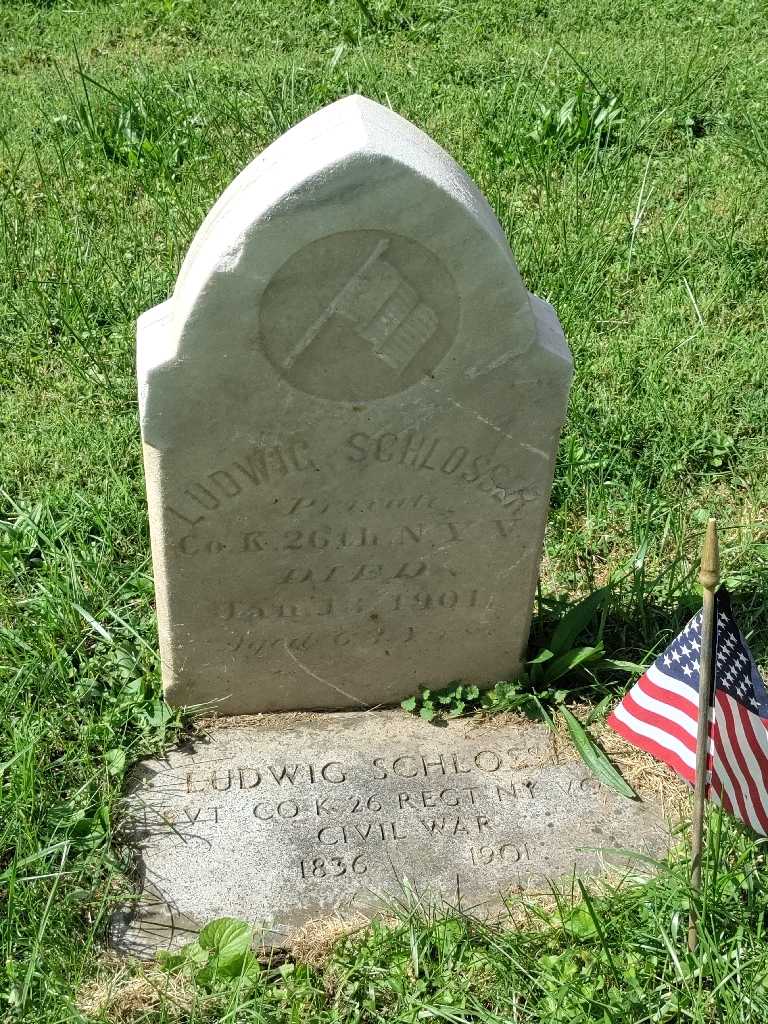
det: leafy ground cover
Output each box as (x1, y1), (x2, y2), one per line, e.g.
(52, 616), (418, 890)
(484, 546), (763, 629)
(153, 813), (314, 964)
(1, 0), (768, 1019)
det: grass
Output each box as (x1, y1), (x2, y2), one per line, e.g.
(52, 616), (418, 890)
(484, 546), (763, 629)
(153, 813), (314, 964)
(1, 0), (767, 1019)
(70, 822), (768, 1022)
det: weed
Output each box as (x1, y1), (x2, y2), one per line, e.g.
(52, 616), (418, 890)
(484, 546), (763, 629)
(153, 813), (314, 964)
(401, 683), (481, 721)
(401, 588), (642, 794)
(53, 63), (207, 179)
(529, 86), (623, 152)
(158, 917), (263, 989)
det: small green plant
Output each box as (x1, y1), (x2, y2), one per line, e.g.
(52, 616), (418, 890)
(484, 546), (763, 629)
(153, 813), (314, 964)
(401, 589), (642, 797)
(158, 917), (262, 990)
(488, 80), (624, 170)
(54, 62), (206, 178)
(402, 588), (641, 723)
(401, 682), (481, 721)
(486, 589), (644, 715)
(670, 429), (738, 475)
(529, 86), (623, 152)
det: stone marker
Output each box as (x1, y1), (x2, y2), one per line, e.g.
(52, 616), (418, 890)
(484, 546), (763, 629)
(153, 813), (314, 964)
(113, 713), (669, 954)
(137, 94), (572, 713)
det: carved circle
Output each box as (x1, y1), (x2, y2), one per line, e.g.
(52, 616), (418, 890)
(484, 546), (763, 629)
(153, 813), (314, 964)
(259, 230), (458, 401)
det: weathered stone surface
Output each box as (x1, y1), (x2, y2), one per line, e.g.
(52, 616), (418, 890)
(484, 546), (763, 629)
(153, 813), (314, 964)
(113, 713), (669, 954)
(137, 94), (572, 712)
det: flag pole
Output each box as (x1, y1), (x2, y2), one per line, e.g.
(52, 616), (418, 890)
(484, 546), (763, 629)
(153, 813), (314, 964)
(687, 517), (719, 953)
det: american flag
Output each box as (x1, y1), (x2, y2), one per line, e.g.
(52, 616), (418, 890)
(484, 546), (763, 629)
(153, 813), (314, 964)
(608, 590), (768, 835)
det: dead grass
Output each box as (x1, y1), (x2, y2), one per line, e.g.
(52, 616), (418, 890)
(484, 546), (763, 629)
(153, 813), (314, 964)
(287, 912), (371, 969)
(76, 955), (204, 1021)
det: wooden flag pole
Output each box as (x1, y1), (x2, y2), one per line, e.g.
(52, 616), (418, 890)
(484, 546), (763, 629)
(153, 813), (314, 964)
(687, 517), (719, 953)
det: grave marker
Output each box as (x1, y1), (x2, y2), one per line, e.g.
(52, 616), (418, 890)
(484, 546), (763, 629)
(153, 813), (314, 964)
(137, 95), (572, 713)
(113, 714), (668, 953)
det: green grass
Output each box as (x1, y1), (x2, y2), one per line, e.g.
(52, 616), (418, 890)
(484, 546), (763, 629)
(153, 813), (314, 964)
(1, 0), (768, 1019)
(79, 820), (768, 1022)
(72, 823), (768, 1021)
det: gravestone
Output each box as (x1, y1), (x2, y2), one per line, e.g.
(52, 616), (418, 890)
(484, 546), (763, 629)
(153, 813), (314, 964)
(124, 99), (670, 952)
(113, 713), (669, 954)
(137, 95), (572, 713)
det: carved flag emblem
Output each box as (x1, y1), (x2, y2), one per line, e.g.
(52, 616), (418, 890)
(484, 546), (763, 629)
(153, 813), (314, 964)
(282, 238), (439, 374)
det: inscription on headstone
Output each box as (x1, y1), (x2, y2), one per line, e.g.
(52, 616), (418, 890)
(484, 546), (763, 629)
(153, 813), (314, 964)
(113, 714), (669, 953)
(137, 95), (572, 712)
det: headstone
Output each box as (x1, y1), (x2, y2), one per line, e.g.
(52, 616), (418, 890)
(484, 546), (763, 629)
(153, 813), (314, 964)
(113, 713), (669, 954)
(138, 94), (572, 713)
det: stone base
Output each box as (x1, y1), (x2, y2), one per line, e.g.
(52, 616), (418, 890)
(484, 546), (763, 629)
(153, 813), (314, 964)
(112, 711), (670, 955)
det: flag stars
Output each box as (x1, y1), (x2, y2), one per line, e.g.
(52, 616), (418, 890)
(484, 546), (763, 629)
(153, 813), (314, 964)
(650, 600), (758, 707)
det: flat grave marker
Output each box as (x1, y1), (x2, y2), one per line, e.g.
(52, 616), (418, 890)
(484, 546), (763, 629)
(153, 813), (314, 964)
(113, 713), (669, 953)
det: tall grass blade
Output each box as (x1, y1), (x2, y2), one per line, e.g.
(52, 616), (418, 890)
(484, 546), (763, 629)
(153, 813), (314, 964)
(561, 706), (637, 799)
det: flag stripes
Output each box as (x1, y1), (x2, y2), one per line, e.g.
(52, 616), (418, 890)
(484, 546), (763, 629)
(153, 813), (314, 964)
(607, 591), (768, 837)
